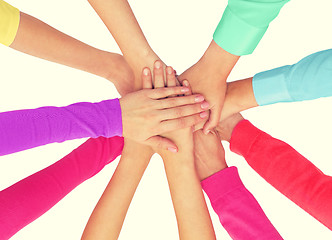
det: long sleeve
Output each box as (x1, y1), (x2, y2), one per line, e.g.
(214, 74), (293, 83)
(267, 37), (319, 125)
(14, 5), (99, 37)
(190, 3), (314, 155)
(0, 0), (20, 46)
(230, 120), (332, 230)
(0, 98), (122, 156)
(253, 49), (332, 105)
(213, 0), (289, 56)
(201, 166), (282, 240)
(0, 136), (124, 239)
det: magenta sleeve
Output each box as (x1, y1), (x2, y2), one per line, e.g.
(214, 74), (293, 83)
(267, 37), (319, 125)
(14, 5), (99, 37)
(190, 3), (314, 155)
(201, 166), (282, 240)
(0, 98), (122, 156)
(0, 136), (124, 239)
(230, 120), (332, 230)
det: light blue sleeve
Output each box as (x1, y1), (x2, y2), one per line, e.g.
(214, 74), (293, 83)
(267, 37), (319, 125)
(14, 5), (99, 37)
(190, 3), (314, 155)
(253, 49), (332, 105)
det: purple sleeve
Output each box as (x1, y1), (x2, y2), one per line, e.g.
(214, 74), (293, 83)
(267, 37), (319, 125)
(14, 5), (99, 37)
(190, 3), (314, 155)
(0, 98), (122, 156)
(201, 166), (283, 240)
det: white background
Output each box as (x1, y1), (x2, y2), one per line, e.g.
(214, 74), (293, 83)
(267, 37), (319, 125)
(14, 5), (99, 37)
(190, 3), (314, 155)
(1, 0), (332, 239)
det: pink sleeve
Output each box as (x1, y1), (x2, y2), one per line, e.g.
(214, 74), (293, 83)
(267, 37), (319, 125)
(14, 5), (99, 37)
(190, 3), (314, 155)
(0, 136), (124, 239)
(230, 120), (332, 230)
(0, 99), (122, 156)
(201, 166), (283, 240)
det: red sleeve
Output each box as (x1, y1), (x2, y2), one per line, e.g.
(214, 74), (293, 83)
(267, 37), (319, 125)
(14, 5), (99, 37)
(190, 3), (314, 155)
(230, 120), (332, 230)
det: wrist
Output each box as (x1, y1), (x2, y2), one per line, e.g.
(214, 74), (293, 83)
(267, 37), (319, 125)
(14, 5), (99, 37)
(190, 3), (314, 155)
(200, 40), (240, 76)
(225, 77), (258, 114)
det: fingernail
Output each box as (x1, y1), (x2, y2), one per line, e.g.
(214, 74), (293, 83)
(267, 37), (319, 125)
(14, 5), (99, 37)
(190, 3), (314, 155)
(155, 61), (162, 69)
(167, 67), (173, 74)
(143, 68), (149, 76)
(167, 147), (178, 153)
(200, 111), (208, 118)
(181, 88), (189, 93)
(183, 80), (189, 87)
(201, 102), (209, 109)
(195, 95), (204, 102)
(204, 129), (210, 135)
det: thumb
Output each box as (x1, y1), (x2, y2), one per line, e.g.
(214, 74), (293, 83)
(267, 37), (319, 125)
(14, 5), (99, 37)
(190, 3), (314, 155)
(145, 135), (178, 153)
(203, 107), (221, 135)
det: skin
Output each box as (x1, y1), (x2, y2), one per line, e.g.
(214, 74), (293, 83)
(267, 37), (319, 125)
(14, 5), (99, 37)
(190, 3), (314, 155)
(194, 77), (258, 131)
(10, 12), (134, 95)
(216, 113), (245, 142)
(87, 0), (165, 167)
(154, 65), (216, 240)
(82, 64), (214, 240)
(193, 129), (227, 181)
(81, 138), (152, 240)
(119, 84), (209, 150)
(179, 40), (240, 134)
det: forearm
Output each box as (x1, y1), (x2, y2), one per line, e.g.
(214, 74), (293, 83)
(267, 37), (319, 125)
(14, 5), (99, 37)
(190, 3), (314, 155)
(87, 0), (152, 59)
(10, 12), (119, 81)
(201, 40), (239, 78)
(214, 0), (289, 56)
(82, 141), (152, 240)
(202, 167), (282, 240)
(230, 120), (332, 230)
(0, 99), (122, 156)
(221, 77), (257, 120)
(253, 49), (332, 105)
(223, 49), (332, 120)
(162, 151), (215, 240)
(0, 136), (124, 239)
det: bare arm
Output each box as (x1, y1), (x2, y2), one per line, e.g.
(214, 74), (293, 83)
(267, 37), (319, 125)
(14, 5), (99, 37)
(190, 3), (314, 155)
(154, 63), (215, 240)
(81, 139), (152, 240)
(87, 0), (166, 90)
(9, 12), (133, 94)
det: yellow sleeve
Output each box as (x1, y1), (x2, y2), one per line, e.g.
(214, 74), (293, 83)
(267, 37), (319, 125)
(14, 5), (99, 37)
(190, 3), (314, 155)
(0, 0), (20, 46)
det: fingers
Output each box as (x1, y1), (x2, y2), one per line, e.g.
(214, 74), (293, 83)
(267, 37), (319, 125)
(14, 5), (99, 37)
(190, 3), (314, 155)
(147, 86), (191, 99)
(142, 67), (153, 89)
(193, 120), (205, 132)
(182, 80), (193, 96)
(159, 112), (208, 134)
(145, 135), (178, 153)
(160, 101), (210, 120)
(158, 94), (205, 108)
(203, 107), (221, 134)
(166, 66), (177, 87)
(153, 60), (165, 88)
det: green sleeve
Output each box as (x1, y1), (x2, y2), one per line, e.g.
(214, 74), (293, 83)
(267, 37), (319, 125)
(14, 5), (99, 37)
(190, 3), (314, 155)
(213, 0), (289, 56)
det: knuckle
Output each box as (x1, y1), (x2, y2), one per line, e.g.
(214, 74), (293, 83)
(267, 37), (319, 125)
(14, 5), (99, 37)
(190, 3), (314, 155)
(178, 117), (186, 128)
(174, 107), (183, 118)
(156, 138), (164, 149)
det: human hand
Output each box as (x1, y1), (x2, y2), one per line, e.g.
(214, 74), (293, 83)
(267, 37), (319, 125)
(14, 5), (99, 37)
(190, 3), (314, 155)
(193, 130), (227, 181)
(151, 60), (207, 154)
(215, 113), (244, 142)
(178, 40), (239, 134)
(119, 65), (209, 151)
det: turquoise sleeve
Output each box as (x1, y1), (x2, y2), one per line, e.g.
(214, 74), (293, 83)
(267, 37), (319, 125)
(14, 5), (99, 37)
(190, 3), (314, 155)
(253, 49), (332, 105)
(213, 0), (289, 56)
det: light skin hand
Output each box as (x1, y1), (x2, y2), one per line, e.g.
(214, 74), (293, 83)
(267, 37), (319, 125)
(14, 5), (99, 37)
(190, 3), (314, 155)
(193, 76), (257, 131)
(193, 130), (227, 181)
(119, 68), (209, 151)
(179, 40), (240, 134)
(216, 113), (244, 142)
